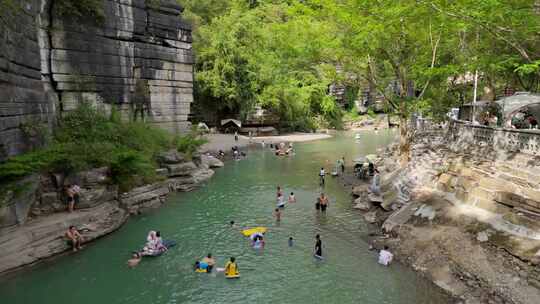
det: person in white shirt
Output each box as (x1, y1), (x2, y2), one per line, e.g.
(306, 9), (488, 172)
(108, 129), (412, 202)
(319, 167), (326, 185)
(369, 169), (381, 195)
(378, 245), (393, 266)
(277, 193), (285, 208)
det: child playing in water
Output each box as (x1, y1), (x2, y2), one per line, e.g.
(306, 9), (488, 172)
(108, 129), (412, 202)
(274, 208), (281, 221)
(288, 236), (294, 247)
(127, 252), (141, 268)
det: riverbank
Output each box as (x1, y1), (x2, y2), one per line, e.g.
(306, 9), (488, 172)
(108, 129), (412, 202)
(0, 129), (453, 304)
(200, 132), (332, 153)
(343, 130), (540, 304)
(0, 151), (224, 275)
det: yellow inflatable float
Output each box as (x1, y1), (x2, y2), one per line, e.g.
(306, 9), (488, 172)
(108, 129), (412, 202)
(241, 227), (267, 237)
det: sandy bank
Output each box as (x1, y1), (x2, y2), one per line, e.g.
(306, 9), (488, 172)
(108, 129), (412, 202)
(200, 132), (332, 153)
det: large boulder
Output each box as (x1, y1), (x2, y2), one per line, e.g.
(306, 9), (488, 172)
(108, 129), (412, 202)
(353, 197), (372, 211)
(119, 182), (170, 214)
(76, 186), (118, 209)
(157, 150), (185, 164)
(0, 202), (128, 274)
(166, 162), (198, 177)
(0, 175), (40, 228)
(201, 154), (224, 168)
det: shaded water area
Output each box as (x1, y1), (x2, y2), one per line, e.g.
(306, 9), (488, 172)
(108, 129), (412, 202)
(0, 130), (452, 304)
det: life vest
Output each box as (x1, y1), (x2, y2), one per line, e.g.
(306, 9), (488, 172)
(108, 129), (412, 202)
(225, 261), (238, 276)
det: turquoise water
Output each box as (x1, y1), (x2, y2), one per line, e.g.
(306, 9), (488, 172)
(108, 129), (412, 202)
(0, 130), (452, 304)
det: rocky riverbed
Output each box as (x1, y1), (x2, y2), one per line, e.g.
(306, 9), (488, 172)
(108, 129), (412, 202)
(343, 129), (540, 304)
(0, 151), (224, 274)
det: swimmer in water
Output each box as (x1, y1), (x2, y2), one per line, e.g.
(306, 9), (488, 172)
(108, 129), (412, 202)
(288, 236), (294, 247)
(288, 192), (296, 203)
(127, 252), (141, 268)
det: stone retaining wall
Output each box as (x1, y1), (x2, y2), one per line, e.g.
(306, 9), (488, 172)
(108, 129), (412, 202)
(449, 120), (540, 156)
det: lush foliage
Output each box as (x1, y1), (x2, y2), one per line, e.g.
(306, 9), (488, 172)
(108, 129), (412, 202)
(185, 1), (342, 130)
(0, 104), (206, 191)
(184, 0), (540, 130)
(176, 129), (208, 160)
(54, 0), (105, 22)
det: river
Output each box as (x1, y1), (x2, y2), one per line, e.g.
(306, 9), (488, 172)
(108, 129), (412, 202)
(0, 130), (452, 304)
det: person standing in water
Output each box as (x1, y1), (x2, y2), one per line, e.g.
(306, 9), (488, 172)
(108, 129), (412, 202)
(340, 156), (345, 174)
(234, 131), (238, 142)
(316, 193), (329, 212)
(288, 236), (294, 247)
(274, 208), (282, 221)
(277, 193), (285, 208)
(276, 186), (283, 198)
(319, 193), (329, 212)
(314, 234), (323, 257)
(378, 245), (394, 266)
(319, 167), (326, 185)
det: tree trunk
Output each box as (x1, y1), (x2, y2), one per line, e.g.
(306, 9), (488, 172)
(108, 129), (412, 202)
(399, 114), (410, 165)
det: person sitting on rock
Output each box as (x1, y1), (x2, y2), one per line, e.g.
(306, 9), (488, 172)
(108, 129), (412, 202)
(65, 225), (83, 252)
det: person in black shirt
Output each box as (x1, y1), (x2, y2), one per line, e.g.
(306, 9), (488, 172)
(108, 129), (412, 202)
(314, 234), (322, 257)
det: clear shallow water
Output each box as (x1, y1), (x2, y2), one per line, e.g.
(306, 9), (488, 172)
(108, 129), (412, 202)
(0, 130), (452, 304)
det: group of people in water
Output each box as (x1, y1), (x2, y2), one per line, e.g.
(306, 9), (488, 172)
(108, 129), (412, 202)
(269, 142), (294, 156)
(122, 146), (392, 278)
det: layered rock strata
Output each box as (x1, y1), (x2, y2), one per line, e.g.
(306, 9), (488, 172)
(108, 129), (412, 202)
(0, 0), (193, 160)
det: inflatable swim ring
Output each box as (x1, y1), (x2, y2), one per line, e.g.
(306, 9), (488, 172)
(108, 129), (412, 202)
(139, 239), (176, 257)
(241, 227), (267, 237)
(225, 274), (240, 279)
(195, 268), (207, 273)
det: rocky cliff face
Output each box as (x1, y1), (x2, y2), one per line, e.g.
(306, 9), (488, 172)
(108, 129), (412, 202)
(0, 0), (193, 161)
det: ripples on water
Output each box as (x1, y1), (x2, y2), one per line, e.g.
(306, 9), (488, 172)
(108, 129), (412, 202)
(0, 130), (452, 304)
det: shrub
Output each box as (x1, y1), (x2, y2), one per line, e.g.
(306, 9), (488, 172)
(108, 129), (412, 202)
(175, 128), (208, 159)
(0, 104), (181, 191)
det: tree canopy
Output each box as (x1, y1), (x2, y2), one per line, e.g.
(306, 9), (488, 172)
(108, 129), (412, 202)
(182, 0), (540, 134)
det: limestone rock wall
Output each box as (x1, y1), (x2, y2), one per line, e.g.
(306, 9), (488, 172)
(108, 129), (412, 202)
(50, 0), (194, 132)
(0, 0), (56, 160)
(0, 0), (194, 161)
